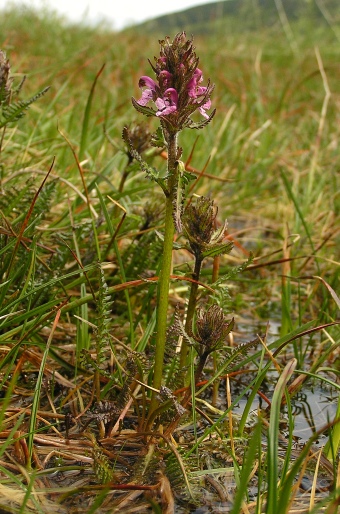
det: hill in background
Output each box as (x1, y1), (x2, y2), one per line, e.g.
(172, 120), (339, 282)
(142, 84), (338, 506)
(134, 0), (340, 36)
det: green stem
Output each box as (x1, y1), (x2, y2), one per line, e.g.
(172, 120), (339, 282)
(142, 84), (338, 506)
(151, 195), (175, 393)
(179, 255), (202, 369)
(149, 131), (178, 414)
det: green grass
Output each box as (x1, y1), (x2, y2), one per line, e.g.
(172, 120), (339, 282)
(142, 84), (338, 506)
(0, 5), (339, 513)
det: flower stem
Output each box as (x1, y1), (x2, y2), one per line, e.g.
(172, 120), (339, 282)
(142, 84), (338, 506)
(149, 131), (178, 414)
(179, 256), (202, 369)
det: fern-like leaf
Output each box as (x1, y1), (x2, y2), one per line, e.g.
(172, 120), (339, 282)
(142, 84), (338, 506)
(224, 334), (263, 370)
(0, 86), (50, 128)
(95, 264), (114, 365)
(90, 435), (115, 484)
(165, 451), (200, 503)
(151, 126), (166, 148)
(219, 253), (255, 280)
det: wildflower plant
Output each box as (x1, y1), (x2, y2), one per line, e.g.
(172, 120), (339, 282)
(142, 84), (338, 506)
(0, 50), (49, 131)
(125, 32), (216, 412)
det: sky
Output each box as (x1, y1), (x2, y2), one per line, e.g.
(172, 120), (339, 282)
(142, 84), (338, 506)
(4, 0), (219, 30)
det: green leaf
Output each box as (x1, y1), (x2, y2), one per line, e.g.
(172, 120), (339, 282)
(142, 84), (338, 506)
(79, 64), (105, 160)
(267, 359), (297, 514)
(230, 421), (262, 514)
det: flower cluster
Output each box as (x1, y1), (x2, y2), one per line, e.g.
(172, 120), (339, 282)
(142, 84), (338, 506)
(194, 304), (234, 353)
(132, 32), (215, 132)
(183, 196), (231, 260)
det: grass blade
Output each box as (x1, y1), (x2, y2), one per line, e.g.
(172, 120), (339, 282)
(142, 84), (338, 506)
(267, 358), (297, 514)
(230, 421), (262, 514)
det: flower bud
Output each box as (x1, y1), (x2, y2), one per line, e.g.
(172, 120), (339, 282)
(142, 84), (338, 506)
(195, 304), (234, 352)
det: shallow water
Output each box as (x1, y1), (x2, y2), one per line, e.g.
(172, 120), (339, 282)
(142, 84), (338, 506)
(232, 319), (339, 443)
(287, 387), (338, 444)
(233, 384), (338, 443)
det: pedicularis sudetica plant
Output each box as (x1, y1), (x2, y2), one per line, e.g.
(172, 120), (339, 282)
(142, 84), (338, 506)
(0, 50), (49, 131)
(124, 32), (217, 413)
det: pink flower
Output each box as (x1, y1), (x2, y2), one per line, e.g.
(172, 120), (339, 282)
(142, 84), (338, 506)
(159, 70), (173, 88)
(139, 76), (157, 89)
(137, 76), (157, 106)
(155, 88), (178, 116)
(198, 98), (212, 119)
(187, 68), (203, 98)
(137, 76), (178, 116)
(137, 88), (154, 106)
(187, 69), (211, 119)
